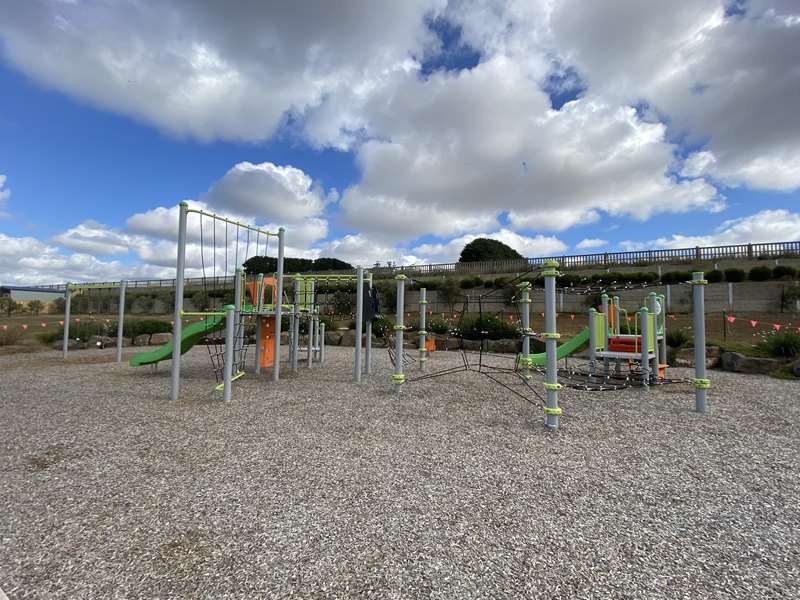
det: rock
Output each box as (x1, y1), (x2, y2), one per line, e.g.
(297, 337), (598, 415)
(149, 332), (172, 345)
(460, 339), (481, 351)
(672, 346), (721, 368)
(487, 338), (521, 354)
(133, 334), (151, 346)
(792, 359), (800, 378)
(339, 330), (370, 347)
(87, 335), (114, 348)
(720, 351), (781, 375)
(325, 331), (343, 346)
(52, 339), (86, 351)
(110, 337), (132, 347)
(280, 331), (290, 345)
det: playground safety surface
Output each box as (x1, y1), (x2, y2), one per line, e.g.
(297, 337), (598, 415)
(1, 346), (798, 599)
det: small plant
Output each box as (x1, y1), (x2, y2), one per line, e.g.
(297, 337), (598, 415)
(762, 331), (800, 359)
(782, 287), (800, 310)
(772, 265), (797, 280)
(459, 278), (476, 290)
(706, 270), (723, 284)
(332, 289), (354, 315)
(371, 316), (393, 338)
(724, 268), (746, 282)
(427, 318), (450, 335)
(666, 329), (690, 348)
(0, 326), (23, 346)
(748, 266), (772, 281)
(661, 271), (693, 284)
(459, 314), (518, 340)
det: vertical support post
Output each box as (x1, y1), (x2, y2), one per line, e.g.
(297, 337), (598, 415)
(601, 293), (610, 375)
(319, 321), (325, 365)
(657, 265), (662, 280)
(418, 287), (427, 371)
(291, 280), (299, 373)
(692, 272), (709, 413)
(612, 296), (620, 335)
(62, 284), (72, 359)
(647, 292), (660, 381)
(727, 282), (734, 311)
(256, 273), (264, 312)
(640, 306), (650, 387)
(223, 304), (236, 402)
(116, 280), (126, 363)
(365, 319), (372, 376)
(306, 280), (314, 369)
(272, 228), (285, 382)
(354, 266), (364, 382)
(542, 260), (561, 430)
(393, 275), (406, 393)
(255, 317), (262, 375)
(170, 201), (188, 402)
(313, 308), (320, 362)
(665, 285), (672, 312)
(558, 289), (564, 314)
(658, 293), (668, 367)
(518, 283), (532, 382)
(233, 268), (243, 372)
(588, 308), (597, 374)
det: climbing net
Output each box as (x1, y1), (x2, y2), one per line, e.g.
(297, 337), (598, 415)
(190, 208), (279, 384)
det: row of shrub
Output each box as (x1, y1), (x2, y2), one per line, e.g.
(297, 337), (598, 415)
(38, 319), (173, 344)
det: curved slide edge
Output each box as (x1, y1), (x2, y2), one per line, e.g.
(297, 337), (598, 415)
(529, 326), (589, 367)
(128, 314), (226, 367)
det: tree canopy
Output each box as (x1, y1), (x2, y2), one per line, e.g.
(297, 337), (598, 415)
(459, 238), (523, 263)
(243, 255), (353, 275)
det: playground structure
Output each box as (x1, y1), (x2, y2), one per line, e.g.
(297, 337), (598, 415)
(120, 202), (378, 402)
(389, 261), (709, 430)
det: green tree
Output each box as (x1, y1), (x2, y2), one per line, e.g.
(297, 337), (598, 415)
(438, 277), (463, 313)
(459, 238), (523, 263)
(0, 297), (18, 317)
(49, 297), (66, 314)
(28, 300), (44, 315)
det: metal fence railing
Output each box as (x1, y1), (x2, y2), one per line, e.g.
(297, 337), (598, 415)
(13, 240), (800, 290)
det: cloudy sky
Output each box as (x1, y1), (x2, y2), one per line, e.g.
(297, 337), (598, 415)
(1, 0), (799, 284)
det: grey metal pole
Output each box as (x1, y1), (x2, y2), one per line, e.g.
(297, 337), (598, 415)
(647, 292), (660, 382)
(658, 293), (668, 369)
(393, 275), (406, 393)
(519, 283), (532, 382)
(665, 285), (672, 312)
(692, 272), (709, 413)
(612, 296), (620, 335)
(116, 280), (126, 363)
(320, 321), (326, 364)
(170, 201), (189, 402)
(233, 268), (243, 372)
(543, 260), (561, 430)
(62, 284), (72, 359)
(418, 287), (427, 371)
(640, 306), (650, 387)
(223, 304), (236, 402)
(291, 280), (299, 373)
(354, 266), (364, 382)
(588, 308), (597, 374)
(306, 280), (315, 369)
(272, 227), (285, 382)
(365, 319), (372, 376)
(254, 316), (262, 375)
(727, 282), (734, 310)
(313, 308), (321, 362)
(558, 289), (564, 314)
(365, 273), (373, 376)
(601, 293), (610, 375)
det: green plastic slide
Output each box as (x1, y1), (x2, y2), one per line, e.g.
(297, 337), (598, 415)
(529, 326), (589, 366)
(128, 314), (226, 367)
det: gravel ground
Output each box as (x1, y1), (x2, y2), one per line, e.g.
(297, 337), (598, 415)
(1, 345), (799, 599)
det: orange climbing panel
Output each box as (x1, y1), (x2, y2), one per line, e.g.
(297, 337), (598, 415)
(245, 276), (278, 368)
(425, 338), (436, 353)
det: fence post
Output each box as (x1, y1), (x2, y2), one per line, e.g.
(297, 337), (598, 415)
(354, 266), (364, 382)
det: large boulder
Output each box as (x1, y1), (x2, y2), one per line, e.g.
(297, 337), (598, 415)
(133, 334), (151, 346)
(52, 339), (87, 351)
(720, 351), (781, 375)
(792, 358), (800, 378)
(673, 346), (721, 368)
(325, 330), (343, 346)
(87, 335), (114, 348)
(149, 332), (172, 345)
(487, 338), (521, 354)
